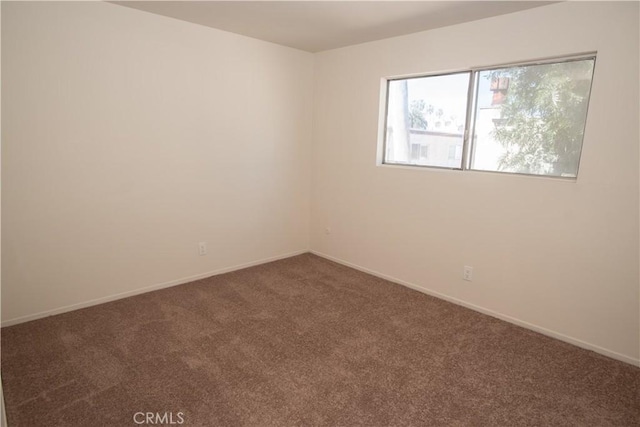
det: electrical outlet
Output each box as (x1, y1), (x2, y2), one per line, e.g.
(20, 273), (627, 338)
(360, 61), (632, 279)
(198, 242), (207, 256)
(463, 266), (473, 281)
(324, 227), (331, 235)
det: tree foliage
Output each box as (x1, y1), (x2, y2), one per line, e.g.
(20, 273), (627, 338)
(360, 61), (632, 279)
(409, 100), (428, 129)
(490, 60), (594, 175)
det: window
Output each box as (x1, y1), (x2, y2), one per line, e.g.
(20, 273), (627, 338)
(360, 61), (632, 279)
(420, 145), (429, 159)
(382, 55), (596, 178)
(385, 72), (470, 168)
(447, 145), (456, 161)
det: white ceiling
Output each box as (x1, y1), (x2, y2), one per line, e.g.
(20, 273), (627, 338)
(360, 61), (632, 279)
(112, 1), (556, 53)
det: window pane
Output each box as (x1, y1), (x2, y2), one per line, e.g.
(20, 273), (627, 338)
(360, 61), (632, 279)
(385, 72), (470, 168)
(470, 59), (595, 177)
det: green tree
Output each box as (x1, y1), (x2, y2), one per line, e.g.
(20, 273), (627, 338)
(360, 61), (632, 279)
(490, 60), (594, 175)
(409, 100), (428, 129)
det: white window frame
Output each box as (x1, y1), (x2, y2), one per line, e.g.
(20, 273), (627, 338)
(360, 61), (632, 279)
(379, 52), (597, 180)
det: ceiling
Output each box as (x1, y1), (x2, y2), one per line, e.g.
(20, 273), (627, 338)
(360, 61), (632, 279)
(112, 1), (556, 53)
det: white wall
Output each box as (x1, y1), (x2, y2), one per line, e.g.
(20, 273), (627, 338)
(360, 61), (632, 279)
(1, 2), (314, 323)
(0, 3), (5, 425)
(311, 1), (640, 364)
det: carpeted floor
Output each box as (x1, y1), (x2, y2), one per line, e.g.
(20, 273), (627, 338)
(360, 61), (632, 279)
(1, 253), (638, 426)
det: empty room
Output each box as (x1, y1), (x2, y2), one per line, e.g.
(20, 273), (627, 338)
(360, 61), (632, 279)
(1, 1), (639, 425)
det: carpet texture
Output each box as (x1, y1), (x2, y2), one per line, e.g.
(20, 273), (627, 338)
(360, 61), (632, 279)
(2, 254), (639, 426)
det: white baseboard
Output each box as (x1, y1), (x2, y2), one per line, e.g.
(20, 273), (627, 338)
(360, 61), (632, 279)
(1, 249), (308, 328)
(310, 250), (640, 367)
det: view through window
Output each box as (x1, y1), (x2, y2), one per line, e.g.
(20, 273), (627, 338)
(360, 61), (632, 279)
(386, 72), (470, 168)
(383, 56), (596, 178)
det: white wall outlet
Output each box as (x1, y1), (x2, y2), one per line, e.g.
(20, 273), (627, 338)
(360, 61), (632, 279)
(463, 266), (473, 281)
(198, 242), (207, 256)
(324, 227), (331, 235)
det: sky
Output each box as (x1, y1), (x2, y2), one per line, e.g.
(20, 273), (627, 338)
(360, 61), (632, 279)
(405, 71), (494, 123)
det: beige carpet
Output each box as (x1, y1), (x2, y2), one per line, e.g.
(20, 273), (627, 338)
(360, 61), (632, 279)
(2, 253), (638, 426)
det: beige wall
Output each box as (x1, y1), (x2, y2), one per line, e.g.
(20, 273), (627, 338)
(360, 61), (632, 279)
(310, 1), (640, 364)
(1, 2), (313, 322)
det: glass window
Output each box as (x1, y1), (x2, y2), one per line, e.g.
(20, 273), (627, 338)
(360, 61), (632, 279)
(470, 58), (595, 177)
(384, 72), (470, 169)
(381, 55), (596, 179)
